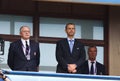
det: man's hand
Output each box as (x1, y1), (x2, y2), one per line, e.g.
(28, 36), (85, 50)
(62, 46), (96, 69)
(68, 64), (77, 73)
(0, 71), (11, 81)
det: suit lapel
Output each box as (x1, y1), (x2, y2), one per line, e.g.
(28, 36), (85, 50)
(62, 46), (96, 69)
(18, 40), (27, 60)
(86, 61), (90, 74)
(96, 62), (100, 75)
(30, 40), (34, 59)
(82, 61), (89, 74)
(64, 39), (71, 54)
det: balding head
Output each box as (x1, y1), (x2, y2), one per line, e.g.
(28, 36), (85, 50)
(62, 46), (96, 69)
(20, 26), (30, 40)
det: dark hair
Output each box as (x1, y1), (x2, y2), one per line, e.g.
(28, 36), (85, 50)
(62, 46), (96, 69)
(65, 23), (75, 29)
(88, 45), (97, 51)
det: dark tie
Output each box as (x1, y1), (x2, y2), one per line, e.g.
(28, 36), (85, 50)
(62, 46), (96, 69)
(90, 62), (94, 74)
(25, 41), (29, 55)
(69, 40), (74, 53)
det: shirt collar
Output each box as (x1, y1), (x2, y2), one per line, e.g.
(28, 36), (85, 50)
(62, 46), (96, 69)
(21, 38), (30, 46)
(67, 38), (75, 41)
(88, 60), (96, 64)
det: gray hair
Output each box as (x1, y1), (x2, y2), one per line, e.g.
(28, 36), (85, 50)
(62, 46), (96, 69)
(19, 26), (30, 32)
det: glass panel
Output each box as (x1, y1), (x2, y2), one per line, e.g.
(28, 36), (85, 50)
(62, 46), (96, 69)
(0, 15), (33, 35)
(39, 17), (81, 38)
(14, 16), (33, 35)
(39, 17), (103, 40)
(40, 43), (57, 66)
(0, 15), (11, 34)
(81, 20), (103, 40)
(93, 26), (104, 40)
(0, 21), (10, 34)
(96, 47), (104, 64)
(0, 41), (10, 64)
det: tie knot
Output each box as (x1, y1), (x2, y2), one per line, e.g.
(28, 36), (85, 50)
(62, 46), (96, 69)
(69, 40), (74, 42)
(25, 41), (29, 47)
(91, 62), (94, 64)
(25, 41), (28, 44)
(25, 41), (28, 45)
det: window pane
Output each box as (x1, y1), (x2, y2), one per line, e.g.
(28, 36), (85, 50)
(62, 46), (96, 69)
(39, 17), (103, 40)
(81, 20), (103, 40)
(0, 15), (11, 34)
(40, 17), (81, 38)
(0, 21), (10, 34)
(40, 43), (57, 66)
(96, 46), (104, 64)
(0, 41), (10, 64)
(0, 15), (33, 35)
(14, 16), (33, 35)
(93, 26), (104, 40)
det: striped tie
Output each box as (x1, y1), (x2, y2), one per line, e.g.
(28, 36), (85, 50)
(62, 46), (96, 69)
(25, 41), (29, 56)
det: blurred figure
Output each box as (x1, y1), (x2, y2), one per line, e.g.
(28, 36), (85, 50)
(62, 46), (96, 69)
(7, 26), (40, 72)
(56, 23), (86, 73)
(0, 71), (11, 81)
(79, 45), (106, 75)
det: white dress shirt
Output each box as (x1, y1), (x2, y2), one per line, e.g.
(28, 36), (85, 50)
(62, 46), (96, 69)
(67, 38), (75, 45)
(21, 38), (30, 60)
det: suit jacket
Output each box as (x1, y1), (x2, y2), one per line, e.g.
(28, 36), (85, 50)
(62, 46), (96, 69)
(56, 38), (86, 73)
(79, 60), (106, 75)
(7, 39), (40, 71)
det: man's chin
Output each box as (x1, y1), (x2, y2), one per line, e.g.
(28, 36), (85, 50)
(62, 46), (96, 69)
(23, 37), (30, 40)
(69, 34), (74, 37)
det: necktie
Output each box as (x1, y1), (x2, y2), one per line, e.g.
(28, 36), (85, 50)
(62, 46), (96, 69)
(90, 62), (94, 74)
(25, 41), (29, 56)
(69, 40), (74, 53)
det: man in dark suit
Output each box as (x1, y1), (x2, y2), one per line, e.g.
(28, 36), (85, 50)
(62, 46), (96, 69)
(56, 23), (86, 73)
(7, 26), (40, 72)
(79, 45), (106, 75)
